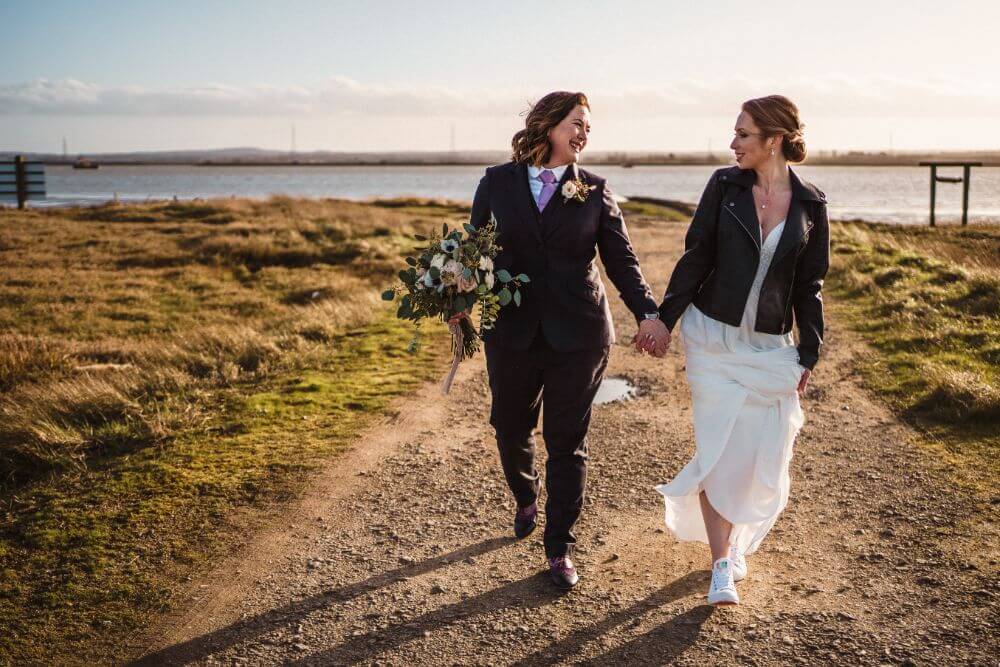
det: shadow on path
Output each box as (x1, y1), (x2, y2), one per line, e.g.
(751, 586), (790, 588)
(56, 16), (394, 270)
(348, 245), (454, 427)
(513, 571), (709, 666)
(579, 605), (715, 666)
(133, 535), (515, 665)
(286, 570), (563, 665)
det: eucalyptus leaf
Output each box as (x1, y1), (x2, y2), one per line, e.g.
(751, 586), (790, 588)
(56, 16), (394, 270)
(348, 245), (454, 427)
(498, 287), (512, 307)
(398, 270), (411, 283)
(442, 223), (449, 237)
(414, 234), (427, 241)
(429, 266), (440, 279)
(496, 269), (513, 283)
(381, 289), (396, 301)
(513, 290), (522, 307)
(517, 273), (530, 283)
(405, 257), (417, 266)
(462, 268), (473, 279)
(464, 223), (476, 233)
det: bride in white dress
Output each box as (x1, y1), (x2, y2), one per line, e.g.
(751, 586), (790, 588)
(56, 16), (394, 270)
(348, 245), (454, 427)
(649, 95), (830, 606)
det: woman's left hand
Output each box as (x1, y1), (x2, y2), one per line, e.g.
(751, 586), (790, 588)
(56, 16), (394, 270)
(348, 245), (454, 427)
(797, 368), (811, 395)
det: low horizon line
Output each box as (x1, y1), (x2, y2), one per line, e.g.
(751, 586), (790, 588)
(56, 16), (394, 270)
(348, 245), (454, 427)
(5, 147), (1000, 157)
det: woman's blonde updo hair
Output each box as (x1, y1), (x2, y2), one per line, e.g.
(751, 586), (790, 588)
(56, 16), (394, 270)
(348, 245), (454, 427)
(511, 91), (590, 166)
(741, 95), (807, 163)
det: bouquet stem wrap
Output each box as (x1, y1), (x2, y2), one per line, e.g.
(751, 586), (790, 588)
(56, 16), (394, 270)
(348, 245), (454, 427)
(442, 318), (465, 394)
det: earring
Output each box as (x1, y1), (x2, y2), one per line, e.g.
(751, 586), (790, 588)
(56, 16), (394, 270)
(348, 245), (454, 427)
(769, 148), (775, 157)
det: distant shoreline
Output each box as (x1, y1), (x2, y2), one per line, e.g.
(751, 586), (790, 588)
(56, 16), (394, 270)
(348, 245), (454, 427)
(8, 148), (1000, 169)
(29, 159), (1000, 168)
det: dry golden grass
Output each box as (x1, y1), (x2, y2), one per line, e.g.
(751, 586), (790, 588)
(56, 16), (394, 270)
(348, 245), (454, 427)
(0, 196), (457, 484)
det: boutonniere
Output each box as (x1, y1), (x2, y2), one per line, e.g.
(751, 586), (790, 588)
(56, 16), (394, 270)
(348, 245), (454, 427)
(561, 177), (594, 204)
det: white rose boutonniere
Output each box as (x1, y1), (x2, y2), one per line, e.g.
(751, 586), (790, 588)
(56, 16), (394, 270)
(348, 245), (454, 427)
(562, 177), (594, 204)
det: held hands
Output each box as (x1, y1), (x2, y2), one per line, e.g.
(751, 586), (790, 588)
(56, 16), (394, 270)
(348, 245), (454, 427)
(633, 318), (671, 357)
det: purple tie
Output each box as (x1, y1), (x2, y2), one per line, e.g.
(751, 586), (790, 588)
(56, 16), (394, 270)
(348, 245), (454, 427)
(537, 169), (557, 211)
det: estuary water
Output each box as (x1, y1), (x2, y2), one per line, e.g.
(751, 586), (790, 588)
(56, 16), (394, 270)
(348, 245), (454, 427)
(19, 163), (1000, 224)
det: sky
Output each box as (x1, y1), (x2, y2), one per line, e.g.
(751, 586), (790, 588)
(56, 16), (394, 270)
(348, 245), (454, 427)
(2, 0), (999, 154)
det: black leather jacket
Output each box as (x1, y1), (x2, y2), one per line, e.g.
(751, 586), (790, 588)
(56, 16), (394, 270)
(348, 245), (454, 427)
(657, 166), (830, 370)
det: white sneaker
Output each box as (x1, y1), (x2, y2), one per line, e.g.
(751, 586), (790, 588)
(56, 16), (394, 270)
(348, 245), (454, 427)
(707, 558), (740, 606)
(729, 546), (747, 582)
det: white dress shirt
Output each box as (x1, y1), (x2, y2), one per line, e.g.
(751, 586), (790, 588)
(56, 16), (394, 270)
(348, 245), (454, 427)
(527, 163), (569, 202)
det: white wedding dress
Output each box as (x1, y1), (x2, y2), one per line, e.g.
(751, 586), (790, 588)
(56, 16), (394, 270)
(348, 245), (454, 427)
(655, 220), (805, 556)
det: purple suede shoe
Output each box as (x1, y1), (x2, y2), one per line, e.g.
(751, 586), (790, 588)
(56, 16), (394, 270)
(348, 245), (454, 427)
(548, 556), (579, 589)
(514, 503), (537, 539)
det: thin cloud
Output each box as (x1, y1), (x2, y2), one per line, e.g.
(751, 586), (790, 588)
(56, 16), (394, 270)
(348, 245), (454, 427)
(2, 76), (998, 118)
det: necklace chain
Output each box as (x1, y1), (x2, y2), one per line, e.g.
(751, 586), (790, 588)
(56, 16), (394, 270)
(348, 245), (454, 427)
(754, 183), (770, 210)
(754, 183), (786, 210)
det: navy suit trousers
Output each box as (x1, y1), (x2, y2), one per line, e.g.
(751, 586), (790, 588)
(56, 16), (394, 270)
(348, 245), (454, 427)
(485, 327), (610, 559)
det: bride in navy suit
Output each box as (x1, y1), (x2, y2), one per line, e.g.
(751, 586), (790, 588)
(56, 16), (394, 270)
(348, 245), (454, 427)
(465, 91), (669, 589)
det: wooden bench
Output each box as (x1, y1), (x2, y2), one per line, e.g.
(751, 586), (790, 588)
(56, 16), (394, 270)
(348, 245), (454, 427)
(918, 161), (981, 226)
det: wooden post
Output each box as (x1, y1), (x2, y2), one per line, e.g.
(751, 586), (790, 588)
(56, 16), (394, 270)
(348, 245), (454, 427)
(14, 154), (26, 210)
(929, 164), (936, 227)
(961, 164), (971, 226)
(920, 161), (981, 227)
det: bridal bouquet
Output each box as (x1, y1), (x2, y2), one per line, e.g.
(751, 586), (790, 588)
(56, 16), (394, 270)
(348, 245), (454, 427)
(381, 215), (529, 393)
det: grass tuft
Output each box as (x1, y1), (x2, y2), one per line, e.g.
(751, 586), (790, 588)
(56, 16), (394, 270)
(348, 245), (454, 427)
(828, 220), (999, 476)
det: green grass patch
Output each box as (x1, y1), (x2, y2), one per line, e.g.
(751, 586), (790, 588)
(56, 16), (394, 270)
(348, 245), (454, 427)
(620, 197), (691, 222)
(828, 221), (1000, 478)
(369, 196), (471, 219)
(0, 311), (445, 664)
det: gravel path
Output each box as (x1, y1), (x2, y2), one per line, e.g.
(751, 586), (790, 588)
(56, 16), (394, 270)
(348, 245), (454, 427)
(136, 222), (999, 666)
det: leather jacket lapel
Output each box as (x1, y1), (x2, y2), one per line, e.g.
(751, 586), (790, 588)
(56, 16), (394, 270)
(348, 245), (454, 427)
(772, 196), (811, 263)
(722, 184), (761, 252)
(772, 168), (819, 262)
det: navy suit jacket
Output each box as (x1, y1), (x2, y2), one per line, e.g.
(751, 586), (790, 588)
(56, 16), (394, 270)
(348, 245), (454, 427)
(470, 161), (658, 351)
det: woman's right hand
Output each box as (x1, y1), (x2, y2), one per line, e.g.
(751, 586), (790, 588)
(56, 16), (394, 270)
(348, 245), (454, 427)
(797, 367), (811, 395)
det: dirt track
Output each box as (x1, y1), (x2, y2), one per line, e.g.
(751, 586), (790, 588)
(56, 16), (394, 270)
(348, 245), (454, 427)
(136, 221), (999, 666)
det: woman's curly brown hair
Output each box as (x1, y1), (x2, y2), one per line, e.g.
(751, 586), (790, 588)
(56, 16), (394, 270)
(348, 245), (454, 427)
(511, 91), (590, 166)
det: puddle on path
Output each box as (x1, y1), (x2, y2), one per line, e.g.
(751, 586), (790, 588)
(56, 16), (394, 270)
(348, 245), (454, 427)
(593, 376), (638, 405)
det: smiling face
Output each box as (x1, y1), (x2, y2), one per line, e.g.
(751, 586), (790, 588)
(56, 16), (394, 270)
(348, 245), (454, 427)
(546, 104), (591, 166)
(730, 110), (778, 169)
